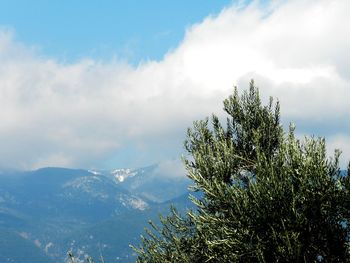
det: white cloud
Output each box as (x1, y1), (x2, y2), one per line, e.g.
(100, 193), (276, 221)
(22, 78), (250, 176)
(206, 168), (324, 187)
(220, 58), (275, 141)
(153, 159), (187, 179)
(0, 0), (349, 169)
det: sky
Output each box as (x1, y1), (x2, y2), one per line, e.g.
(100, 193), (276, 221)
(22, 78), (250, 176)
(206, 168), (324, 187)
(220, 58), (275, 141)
(0, 0), (232, 63)
(0, 0), (349, 170)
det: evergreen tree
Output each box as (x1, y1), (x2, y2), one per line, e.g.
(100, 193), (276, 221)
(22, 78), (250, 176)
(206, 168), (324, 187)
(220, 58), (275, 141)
(133, 81), (350, 262)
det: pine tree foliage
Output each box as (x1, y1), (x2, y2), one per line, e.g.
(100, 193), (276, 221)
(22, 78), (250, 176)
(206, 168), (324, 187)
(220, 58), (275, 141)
(133, 81), (350, 262)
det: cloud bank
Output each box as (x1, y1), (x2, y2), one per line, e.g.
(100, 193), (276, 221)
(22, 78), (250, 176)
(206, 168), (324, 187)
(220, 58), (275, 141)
(0, 0), (350, 169)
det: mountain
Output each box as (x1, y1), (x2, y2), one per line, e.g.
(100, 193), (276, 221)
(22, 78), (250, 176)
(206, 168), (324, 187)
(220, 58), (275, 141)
(0, 166), (192, 262)
(88, 165), (192, 203)
(60, 192), (195, 262)
(111, 165), (191, 203)
(0, 228), (55, 263)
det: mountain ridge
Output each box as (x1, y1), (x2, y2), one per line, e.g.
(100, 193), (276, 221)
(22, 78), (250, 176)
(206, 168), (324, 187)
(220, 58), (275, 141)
(0, 165), (191, 262)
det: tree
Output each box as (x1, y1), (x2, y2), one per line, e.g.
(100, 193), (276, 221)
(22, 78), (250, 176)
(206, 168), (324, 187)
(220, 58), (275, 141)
(133, 81), (350, 262)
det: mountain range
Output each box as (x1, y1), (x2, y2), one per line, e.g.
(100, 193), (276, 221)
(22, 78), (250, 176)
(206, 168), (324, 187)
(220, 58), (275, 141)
(0, 165), (193, 263)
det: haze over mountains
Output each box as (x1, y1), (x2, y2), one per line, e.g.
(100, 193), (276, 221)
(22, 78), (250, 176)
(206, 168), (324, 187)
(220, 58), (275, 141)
(0, 165), (192, 263)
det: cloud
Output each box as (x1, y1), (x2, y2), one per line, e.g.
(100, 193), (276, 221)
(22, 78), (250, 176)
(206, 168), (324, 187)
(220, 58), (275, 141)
(0, 0), (350, 169)
(153, 159), (187, 179)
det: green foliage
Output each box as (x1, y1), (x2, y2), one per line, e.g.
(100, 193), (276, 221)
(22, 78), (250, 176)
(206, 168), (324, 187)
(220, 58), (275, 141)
(133, 81), (350, 262)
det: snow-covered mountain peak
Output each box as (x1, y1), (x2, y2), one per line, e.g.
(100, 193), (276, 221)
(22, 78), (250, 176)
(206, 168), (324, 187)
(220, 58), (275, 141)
(110, 168), (137, 182)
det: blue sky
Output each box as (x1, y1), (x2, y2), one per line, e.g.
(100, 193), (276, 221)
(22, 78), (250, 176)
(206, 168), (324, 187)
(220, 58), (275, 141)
(0, 0), (349, 170)
(0, 0), (232, 63)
